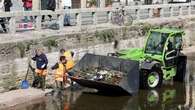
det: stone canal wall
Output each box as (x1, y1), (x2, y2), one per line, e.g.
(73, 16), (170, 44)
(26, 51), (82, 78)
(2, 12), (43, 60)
(0, 25), (147, 92)
(1, 17), (195, 92)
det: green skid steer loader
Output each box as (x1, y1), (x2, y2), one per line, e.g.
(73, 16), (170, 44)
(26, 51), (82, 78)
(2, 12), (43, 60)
(70, 28), (187, 95)
(118, 28), (187, 89)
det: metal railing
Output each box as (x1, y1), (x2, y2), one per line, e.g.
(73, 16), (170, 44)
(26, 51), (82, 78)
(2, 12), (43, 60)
(0, 3), (194, 34)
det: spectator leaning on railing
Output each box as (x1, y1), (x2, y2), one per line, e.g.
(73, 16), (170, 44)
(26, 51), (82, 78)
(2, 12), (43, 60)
(41, 0), (56, 22)
(4, 0), (12, 21)
(0, 0), (8, 33)
(22, 0), (33, 22)
(4, 0), (12, 12)
(61, 0), (71, 26)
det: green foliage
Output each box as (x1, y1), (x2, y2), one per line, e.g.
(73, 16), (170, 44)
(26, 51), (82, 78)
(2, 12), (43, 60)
(139, 23), (153, 36)
(43, 39), (58, 52)
(16, 43), (26, 58)
(134, 22), (154, 36)
(106, 0), (112, 5)
(95, 30), (114, 42)
(88, 0), (97, 7)
(26, 41), (38, 52)
(14, 41), (40, 58)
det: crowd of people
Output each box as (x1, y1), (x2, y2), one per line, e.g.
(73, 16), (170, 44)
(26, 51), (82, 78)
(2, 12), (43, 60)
(0, 0), (72, 33)
(31, 48), (75, 91)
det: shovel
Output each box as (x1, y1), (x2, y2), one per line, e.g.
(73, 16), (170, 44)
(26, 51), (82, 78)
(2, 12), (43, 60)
(21, 58), (31, 89)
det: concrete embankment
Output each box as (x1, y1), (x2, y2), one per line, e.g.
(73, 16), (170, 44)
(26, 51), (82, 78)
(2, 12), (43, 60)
(0, 88), (50, 110)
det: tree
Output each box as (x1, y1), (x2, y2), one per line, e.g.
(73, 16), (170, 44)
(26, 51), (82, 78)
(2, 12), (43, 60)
(88, 0), (97, 7)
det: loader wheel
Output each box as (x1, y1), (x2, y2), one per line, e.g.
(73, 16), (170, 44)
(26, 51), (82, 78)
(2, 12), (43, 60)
(140, 68), (163, 89)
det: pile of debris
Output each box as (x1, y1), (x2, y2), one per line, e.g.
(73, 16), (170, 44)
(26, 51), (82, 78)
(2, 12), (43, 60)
(77, 68), (125, 85)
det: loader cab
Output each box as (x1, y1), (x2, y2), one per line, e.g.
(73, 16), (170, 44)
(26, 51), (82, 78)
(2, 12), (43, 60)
(144, 30), (169, 63)
(145, 31), (169, 55)
(164, 33), (183, 67)
(144, 28), (184, 67)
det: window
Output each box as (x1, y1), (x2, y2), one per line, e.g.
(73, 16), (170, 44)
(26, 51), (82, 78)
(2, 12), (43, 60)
(145, 32), (169, 55)
(175, 33), (182, 49)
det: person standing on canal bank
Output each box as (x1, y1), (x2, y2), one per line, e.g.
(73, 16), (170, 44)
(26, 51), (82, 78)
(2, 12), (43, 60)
(41, 0), (56, 21)
(60, 0), (72, 26)
(4, 0), (12, 12)
(4, 0), (12, 21)
(0, 0), (7, 33)
(22, 0), (33, 22)
(51, 56), (68, 90)
(32, 48), (48, 90)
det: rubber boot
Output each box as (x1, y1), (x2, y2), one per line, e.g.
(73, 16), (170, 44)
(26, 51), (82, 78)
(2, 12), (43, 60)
(32, 76), (40, 88)
(41, 76), (46, 91)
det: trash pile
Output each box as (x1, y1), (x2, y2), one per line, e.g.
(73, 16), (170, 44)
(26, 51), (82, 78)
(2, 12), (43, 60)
(77, 68), (125, 85)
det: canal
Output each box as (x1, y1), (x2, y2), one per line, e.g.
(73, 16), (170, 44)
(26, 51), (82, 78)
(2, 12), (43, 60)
(8, 57), (195, 110)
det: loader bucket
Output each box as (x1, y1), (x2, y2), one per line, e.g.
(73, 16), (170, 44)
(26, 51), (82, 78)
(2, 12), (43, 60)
(70, 54), (140, 95)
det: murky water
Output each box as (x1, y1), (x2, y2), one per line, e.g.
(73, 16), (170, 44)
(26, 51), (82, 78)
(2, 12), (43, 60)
(12, 58), (195, 110)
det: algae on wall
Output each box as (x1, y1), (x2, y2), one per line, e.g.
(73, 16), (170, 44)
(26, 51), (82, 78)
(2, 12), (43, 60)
(42, 39), (58, 52)
(15, 43), (26, 58)
(14, 41), (39, 58)
(95, 30), (115, 42)
(1, 63), (18, 92)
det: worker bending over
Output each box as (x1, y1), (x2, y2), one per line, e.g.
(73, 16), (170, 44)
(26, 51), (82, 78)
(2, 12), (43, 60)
(60, 49), (75, 75)
(51, 56), (68, 90)
(32, 48), (48, 90)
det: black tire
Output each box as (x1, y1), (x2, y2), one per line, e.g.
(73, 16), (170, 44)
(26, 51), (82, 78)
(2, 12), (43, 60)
(140, 67), (163, 89)
(173, 55), (187, 82)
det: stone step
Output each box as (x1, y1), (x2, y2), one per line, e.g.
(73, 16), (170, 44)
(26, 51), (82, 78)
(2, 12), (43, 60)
(0, 88), (52, 110)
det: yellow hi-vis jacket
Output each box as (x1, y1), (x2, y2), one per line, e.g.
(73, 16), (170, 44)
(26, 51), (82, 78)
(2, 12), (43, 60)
(63, 51), (72, 60)
(55, 63), (66, 81)
(63, 51), (75, 70)
(66, 59), (75, 71)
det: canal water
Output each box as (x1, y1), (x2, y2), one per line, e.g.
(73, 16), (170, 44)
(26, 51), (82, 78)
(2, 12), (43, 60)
(12, 58), (195, 110)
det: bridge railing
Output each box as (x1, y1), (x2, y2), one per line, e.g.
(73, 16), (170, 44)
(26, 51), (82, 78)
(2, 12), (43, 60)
(0, 3), (194, 34)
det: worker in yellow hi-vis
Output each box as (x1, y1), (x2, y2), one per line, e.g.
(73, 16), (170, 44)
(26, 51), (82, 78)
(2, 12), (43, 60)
(51, 56), (68, 90)
(60, 48), (75, 72)
(60, 49), (75, 86)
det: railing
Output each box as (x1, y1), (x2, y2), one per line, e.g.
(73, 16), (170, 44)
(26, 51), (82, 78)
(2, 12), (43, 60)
(0, 3), (194, 34)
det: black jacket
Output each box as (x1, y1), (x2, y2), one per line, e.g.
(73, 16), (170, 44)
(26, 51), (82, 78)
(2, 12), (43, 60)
(32, 53), (48, 70)
(47, 0), (56, 11)
(51, 62), (59, 70)
(4, 0), (12, 12)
